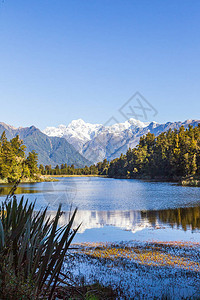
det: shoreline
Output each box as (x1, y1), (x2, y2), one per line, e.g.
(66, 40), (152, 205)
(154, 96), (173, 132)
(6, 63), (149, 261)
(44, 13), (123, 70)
(1, 174), (199, 186)
(45, 174), (200, 187)
(45, 174), (106, 178)
(109, 175), (200, 187)
(0, 176), (58, 184)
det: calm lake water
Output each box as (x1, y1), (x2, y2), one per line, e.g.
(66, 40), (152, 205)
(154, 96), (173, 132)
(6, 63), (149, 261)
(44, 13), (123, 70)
(0, 177), (200, 243)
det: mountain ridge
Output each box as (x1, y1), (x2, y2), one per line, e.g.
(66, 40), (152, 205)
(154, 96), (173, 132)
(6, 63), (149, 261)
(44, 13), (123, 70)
(43, 118), (200, 163)
(1, 119), (199, 167)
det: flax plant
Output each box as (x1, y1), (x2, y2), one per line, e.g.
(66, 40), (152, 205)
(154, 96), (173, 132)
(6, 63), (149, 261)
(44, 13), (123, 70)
(0, 194), (80, 299)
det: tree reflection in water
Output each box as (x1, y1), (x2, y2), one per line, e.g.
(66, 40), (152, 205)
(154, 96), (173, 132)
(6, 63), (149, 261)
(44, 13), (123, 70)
(142, 206), (200, 231)
(0, 186), (40, 196)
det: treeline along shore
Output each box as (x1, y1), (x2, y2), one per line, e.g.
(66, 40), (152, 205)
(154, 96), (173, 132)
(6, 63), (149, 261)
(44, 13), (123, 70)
(1, 124), (200, 186)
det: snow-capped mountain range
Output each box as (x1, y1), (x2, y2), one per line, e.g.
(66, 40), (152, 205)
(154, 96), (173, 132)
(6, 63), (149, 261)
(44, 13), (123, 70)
(43, 118), (200, 164)
(44, 119), (103, 153)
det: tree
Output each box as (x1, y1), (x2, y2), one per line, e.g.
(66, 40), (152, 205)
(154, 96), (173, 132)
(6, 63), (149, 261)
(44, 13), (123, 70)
(0, 132), (21, 182)
(0, 132), (40, 182)
(39, 164), (45, 175)
(25, 151), (38, 178)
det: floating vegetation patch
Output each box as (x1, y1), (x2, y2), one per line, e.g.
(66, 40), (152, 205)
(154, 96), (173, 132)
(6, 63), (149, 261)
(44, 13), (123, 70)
(78, 241), (200, 272)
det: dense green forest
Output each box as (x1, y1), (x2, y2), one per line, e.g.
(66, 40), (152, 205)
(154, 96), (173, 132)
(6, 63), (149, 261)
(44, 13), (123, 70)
(42, 125), (200, 182)
(0, 131), (39, 182)
(107, 124), (200, 180)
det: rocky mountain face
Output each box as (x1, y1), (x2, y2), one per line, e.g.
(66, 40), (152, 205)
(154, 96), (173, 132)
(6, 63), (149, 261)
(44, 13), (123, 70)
(0, 122), (91, 167)
(43, 119), (200, 163)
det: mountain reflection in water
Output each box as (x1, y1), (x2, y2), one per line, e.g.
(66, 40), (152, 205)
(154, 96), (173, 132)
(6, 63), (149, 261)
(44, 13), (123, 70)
(1, 178), (200, 241)
(47, 206), (200, 234)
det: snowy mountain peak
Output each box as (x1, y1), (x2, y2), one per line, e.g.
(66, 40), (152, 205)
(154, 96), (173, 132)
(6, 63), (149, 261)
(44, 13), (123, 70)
(43, 118), (149, 138)
(43, 119), (199, 164)
(68, 119), (101, 132)
(109, 118), (150, 132)
(43, 126), (65, 137)
(128, 118), (150, 127)
(58, 124), (67, 128)
(42, 118), (154, 159)
(68, 118), (86, 127)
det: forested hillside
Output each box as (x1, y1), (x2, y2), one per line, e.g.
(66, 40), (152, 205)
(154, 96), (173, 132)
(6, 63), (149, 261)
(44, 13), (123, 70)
(107, 124), (200, 180)
(0, 131), (39, 182)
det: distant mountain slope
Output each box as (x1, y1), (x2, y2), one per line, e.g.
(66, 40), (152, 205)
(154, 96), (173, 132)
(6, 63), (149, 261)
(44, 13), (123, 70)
(43, 119), (200, 163)
(0, 123), (91, 167)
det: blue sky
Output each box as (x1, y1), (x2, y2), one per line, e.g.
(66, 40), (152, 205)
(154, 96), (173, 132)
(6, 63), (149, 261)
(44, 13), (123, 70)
(0, 0), (200, 129)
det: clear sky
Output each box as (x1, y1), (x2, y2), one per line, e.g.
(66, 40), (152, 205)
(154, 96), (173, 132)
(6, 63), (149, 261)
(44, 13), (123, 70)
(0, 0), (200, 129)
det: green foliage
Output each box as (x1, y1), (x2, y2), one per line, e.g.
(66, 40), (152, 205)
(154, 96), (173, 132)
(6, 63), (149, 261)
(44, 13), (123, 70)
(0, 194), (79, 299)
(42, 158), (109, 176)
(0, 132), (39, 182)
(42, 162), (102, 176)
(107, 124), (200, 180)
(26, 150), (38, 177)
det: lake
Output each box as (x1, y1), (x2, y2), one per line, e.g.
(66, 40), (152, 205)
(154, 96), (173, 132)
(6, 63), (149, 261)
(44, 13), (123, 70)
(0, 177), (200, 243)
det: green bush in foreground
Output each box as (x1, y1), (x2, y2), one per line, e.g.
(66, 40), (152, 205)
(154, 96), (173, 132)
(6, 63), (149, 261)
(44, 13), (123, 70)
(0, 194), (80, 299)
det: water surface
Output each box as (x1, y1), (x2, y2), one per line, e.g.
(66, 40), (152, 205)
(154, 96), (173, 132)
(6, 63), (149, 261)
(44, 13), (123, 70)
(0, 177), (200, 243)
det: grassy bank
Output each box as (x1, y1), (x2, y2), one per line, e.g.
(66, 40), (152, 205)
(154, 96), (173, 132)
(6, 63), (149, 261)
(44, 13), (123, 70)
(0, 175), (58, 184)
